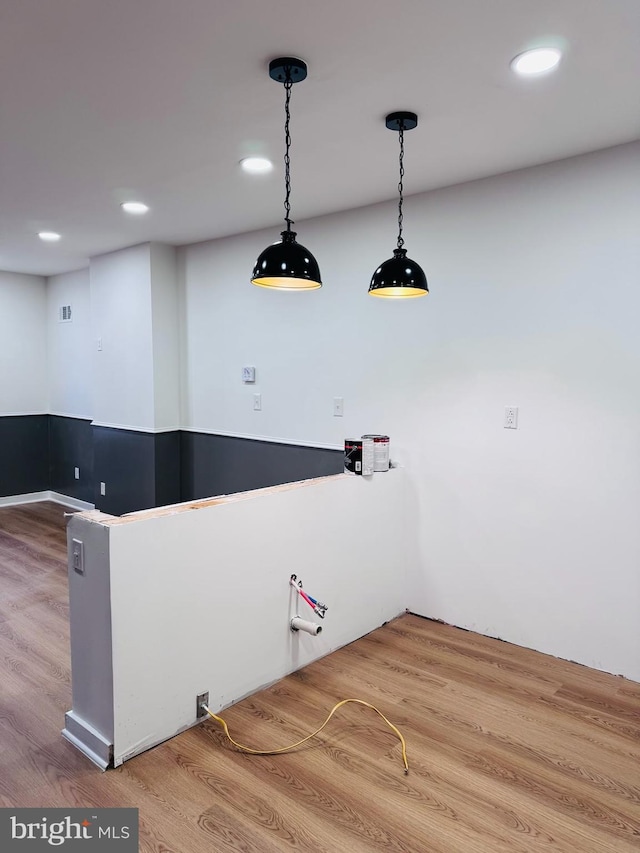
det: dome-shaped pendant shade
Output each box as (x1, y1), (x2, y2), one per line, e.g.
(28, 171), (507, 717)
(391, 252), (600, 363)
(368, 248), (428, 298)
(252, 230), (322, 290)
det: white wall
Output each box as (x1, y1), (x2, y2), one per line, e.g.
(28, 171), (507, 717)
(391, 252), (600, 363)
(67, 471), (410, 766)
(90, 244), (156, 430)
(47, 268), (92, 418)
(90, 243), (182, 432)
(179, 142), (640, 680)
(0, 271), (47, 414)
(150, 243), (180, 430)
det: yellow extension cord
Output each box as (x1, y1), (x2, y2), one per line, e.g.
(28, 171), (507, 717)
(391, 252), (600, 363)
(203, 698), (409, 774)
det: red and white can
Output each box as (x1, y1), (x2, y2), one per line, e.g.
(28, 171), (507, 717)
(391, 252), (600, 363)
(345, 438), (375, 476)
(361, 434), (390, 472)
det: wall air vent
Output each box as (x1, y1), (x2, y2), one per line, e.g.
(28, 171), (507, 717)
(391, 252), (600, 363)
(59, 304), (73, 323)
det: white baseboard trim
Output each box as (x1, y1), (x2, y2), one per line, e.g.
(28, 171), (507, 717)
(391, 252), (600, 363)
(48, 412), (92, 421)
(0, 491), (95, 511)
(91, 420), (181, 434)
(181, 426), (343, 451)
(0, 491), (50, 507)
(62, 711), (113, 771)
(0, 412), (49, 417)
(49, 492), (95, 511)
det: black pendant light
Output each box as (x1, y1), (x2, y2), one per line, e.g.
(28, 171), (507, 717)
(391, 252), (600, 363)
(369, 112), (428, 298)
(251, 58), (321, 291)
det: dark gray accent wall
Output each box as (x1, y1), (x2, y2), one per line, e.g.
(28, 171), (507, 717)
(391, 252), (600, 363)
(0, 415), (342, 514)
(49, 416), (94, 503)
(0, 415), (49, 497)
(154, 431), (182, 508)
(180, 431), (344, 501)
(93, 426), (181, 516)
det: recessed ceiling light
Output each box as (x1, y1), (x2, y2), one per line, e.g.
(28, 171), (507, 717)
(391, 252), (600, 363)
(121, 201), (149, 214)
(511, 47), (562, 76)
(240, 157), (274, 175)
(38, 231), (61, 242)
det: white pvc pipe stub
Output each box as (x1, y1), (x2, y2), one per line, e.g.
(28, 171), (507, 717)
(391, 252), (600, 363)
(290, 617), (322, 636)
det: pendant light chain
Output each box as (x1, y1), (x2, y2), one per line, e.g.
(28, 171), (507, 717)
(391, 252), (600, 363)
(397, 125), (405, 250)
(368, 109), (427, 297)
(251, 57), (321, 290)
(283, 75), (293, 232)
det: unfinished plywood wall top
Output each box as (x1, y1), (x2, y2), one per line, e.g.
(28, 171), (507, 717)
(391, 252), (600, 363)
(77, 473), (349, 525)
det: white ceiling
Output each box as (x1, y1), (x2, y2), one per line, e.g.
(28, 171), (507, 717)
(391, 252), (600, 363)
(1, 0), (639, 276)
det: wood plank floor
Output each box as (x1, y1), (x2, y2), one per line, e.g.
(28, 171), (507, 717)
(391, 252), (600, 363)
(1, 501), (639, 852)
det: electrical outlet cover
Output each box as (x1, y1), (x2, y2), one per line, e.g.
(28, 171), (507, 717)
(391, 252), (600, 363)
(196, 691), (209, 719)
(504, 406), (519, 429)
